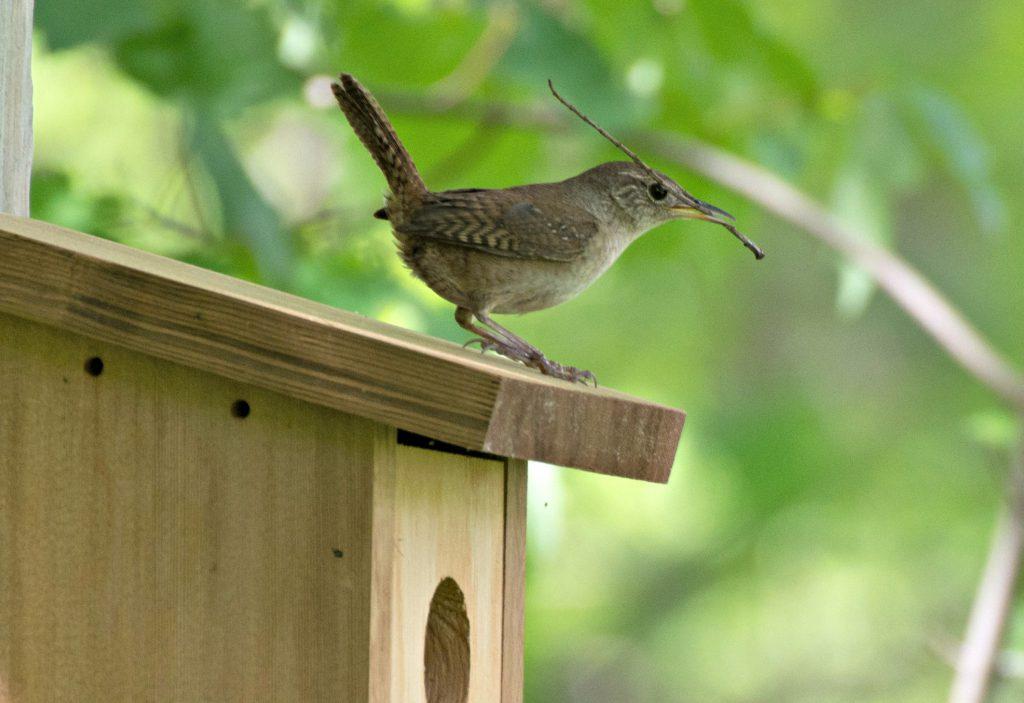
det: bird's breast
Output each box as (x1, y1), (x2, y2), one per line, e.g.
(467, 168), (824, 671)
(489, 227), (629, 313)
(395, 222), (635, 315)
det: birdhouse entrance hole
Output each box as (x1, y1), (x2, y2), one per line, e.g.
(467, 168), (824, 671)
(424, 577), (471, 703)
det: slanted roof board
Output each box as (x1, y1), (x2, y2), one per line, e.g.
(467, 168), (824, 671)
(0, 214), (684, 482)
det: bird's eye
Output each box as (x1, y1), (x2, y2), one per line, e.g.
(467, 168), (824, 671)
(648, 183), (668, 201)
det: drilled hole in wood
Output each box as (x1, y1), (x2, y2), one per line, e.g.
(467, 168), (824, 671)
(424, 577), (470, 703)
(231, 400), (251, 419)
(84, 357), (104, 377)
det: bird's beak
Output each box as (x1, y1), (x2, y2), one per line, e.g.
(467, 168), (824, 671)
(670, 203), (766, 260)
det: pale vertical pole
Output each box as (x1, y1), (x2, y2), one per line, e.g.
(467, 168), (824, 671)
(0, 0), (34, 216)
(0, 10), (33, 691)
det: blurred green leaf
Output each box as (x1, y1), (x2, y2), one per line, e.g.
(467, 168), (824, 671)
(830, 101), (896, 317)
(905, 86), (1007, 234)
(35, 2), (158, 50)
(326, 3), (481, 85)
(965, 409), (1019, 451)
(37, 0), (298, 116)
(857, 92), (925, 192)
(835, 167), (892, 317)
(497, 4), (627, 120)
(30, 170), (126, 238)
(688, 0), (819, 104)
(112, 1), (299, 115)
(186, 111), (295, 286)
(177, 239), (261, 281)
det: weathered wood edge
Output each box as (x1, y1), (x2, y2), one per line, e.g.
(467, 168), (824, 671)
(0, 214), (684, 481)
(368, 424), (397, 703)
(485, 378), (684, 483)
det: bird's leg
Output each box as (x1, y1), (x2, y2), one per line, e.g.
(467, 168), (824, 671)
(455, 307), (516, 356)
(455, 307), (539, 365)
(475, 312), (597, 386)
(474, 313), (546, 359)
(455, 308), (596, 385)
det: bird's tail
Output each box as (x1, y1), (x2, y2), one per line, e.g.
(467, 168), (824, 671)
(331, 73), (426, 201)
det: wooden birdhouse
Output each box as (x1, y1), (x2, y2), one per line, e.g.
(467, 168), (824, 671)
(0, 214), (684, 701)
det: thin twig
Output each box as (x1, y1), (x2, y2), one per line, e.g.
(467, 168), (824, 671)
(130, 201), (211, 241)
(546, 80), (661, 181)
(949, 428), (1024, 703)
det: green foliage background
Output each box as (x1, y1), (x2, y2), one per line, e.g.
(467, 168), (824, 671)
(28, 0), (1024, 700)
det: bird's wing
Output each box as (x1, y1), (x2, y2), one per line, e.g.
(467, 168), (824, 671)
(393, 189), (597, 262)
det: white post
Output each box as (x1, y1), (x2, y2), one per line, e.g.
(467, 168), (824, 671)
(0, 0), (34, 216)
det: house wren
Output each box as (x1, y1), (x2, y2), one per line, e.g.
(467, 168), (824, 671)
(331, 73), (763, 383)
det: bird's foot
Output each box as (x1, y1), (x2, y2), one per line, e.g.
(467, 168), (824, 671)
(465, 336), (534, 364)
(531, 354), (598, 386)
(465, 338), (596, 386)
(463, 337), (494, 351)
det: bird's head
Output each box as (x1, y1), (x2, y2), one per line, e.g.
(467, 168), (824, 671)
(547, 80), (764, 260)
(593, 162), (765, 259)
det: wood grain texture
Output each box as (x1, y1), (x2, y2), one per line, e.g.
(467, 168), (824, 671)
(501, 460), (527, 703)
(0, 214), (684, 482)
(369, 445), (506, 703)
(486, 380), (682, 483)
(368, 427), (398, 703)
(0, 0), (34, 216)
(0, 311), (385, 701)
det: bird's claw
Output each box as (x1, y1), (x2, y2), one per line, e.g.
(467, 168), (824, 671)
(531, 353), (598, 386)
(463, 337), (499, 353)
(573, 368), (599, 387)
(463, 337), (596, 386)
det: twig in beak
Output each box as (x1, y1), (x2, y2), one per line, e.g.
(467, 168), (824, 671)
(682, 209), (765, 259)
(721, 220), (766, 260)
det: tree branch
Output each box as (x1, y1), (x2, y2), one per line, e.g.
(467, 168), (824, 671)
(933, 636), (1024, 681)
(949, 430), (1024, 703)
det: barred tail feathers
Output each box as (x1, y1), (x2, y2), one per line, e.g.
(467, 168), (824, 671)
(331, 74), (426, 200)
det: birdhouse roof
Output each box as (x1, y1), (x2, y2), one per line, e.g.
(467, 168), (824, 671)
(0, 214), (684, 482)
